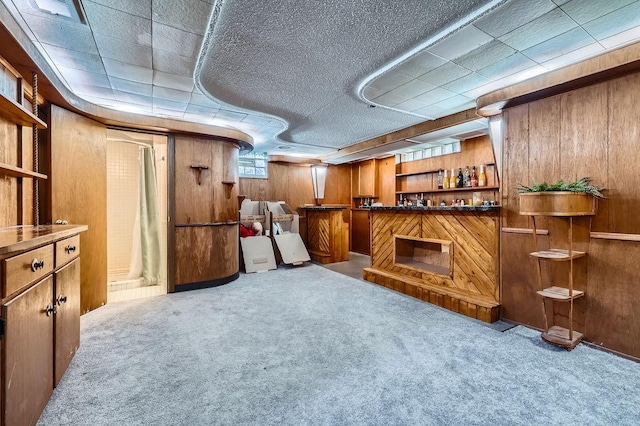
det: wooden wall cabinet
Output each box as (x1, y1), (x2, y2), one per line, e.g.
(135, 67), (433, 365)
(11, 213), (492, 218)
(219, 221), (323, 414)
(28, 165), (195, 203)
(352, 159), (378, 197)
(350, 209), (370, 255)
(1, 225), (86, 426)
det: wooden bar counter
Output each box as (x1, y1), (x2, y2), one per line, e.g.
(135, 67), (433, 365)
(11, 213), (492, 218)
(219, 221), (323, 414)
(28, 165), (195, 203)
(302, 206), (349, 264)
(364, 206), (500, 323)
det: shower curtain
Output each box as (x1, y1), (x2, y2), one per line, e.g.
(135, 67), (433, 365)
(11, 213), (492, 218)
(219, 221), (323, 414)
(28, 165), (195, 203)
(127, 147), (162, 285)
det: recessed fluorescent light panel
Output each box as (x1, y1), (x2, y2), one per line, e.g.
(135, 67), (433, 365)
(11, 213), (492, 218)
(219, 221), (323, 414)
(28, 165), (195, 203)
(27, 0), (86, 23)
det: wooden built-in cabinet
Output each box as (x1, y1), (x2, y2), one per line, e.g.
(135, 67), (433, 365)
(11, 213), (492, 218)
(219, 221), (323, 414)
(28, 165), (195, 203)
(350, 209), (370, 255)
(1, 225), (86, 426)
(352, 159), (378, 198)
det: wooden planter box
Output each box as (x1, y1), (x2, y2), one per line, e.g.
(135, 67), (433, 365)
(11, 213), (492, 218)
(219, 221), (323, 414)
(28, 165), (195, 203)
(519, 192), (597, 216)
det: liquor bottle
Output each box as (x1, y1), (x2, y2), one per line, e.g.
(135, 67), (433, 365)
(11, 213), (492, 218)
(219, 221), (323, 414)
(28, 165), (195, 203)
(437, 169), (443, 189)
(478, 164), (487, 187)
(470, 166), (478, 187)
(450, 168), (456, 188)
(456, 168), (464, 188)
(443, 169), (449, 189)
(398, 195), (403, 206)
(463, 166), (470, 187)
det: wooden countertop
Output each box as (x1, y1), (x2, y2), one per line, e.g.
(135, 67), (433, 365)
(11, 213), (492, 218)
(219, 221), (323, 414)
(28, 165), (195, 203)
(300, 206), (349, 210)
(0, 224), (88, 256)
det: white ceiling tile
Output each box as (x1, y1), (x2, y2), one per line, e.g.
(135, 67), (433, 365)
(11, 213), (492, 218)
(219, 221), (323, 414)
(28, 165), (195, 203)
(599, 24), (640, 49)
(541, 42), (606, 69)
(152, 86), (192, 103)
(473, 0), (557, 38)
(152, 71), (195, 92)
(413, 104), (447, 119)
(389, 79), (436, 99)
(42, 44), (105, 74)
(454, 40), (516, 71)
(83, 1), (151, 46)
(394, 99), (430, 113)
(113, 90), (153, 107)
(189, 92), (221, 108)
(21, 14), (97, 54)
(215, 110), (248, 122)
(442, 72), (490, 94)
(152, 49), (195, 76)
(362, 86), (385, 100)
(416, 62), (472, 87)
(72, 84), (115, 99)
(432, 95), (474, 111)
(372, 92), (408, 107)
(426, 25), (493, 61)
(152, 23), (204, 59)
(477, 53), (537, 81)
(499, 8), (578, 51)
(369, 71), (413, 92)
(109, 77), (152, 97)
(242, 115), (274, 126)
(560, 0), (636, 25)
(152, 98), (188, 112)
(95, 34), (152, 67)
(182, 112), (211, 122)
(185, 103), (219, 115)
(552, 0), (571, 5)
(413, 87), (457, 105)
(56, 65), (110, 88)
(407, 51), (448, 71)
(86, 0), (152, 19)
(152, 107), (185, 117)
(582, 2), (640, 40)
(522, 27), (595, 63)
(151, 0), (212, 34)
(103, 59), (153, 84)
(391, 61), (433, 79)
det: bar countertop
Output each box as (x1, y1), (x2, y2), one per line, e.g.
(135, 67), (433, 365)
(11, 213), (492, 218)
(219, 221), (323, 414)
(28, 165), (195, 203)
(369, 205), (500, 212)
(0, 224), (89, 256)
(300, 205), (349, 210)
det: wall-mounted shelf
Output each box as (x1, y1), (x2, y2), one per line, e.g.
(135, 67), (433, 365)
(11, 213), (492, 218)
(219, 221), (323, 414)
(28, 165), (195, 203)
(0, 92), (47, 129)
(0, 162), (48, 179)
(396, 186), (499, 195)
(396, 163), (496, 177)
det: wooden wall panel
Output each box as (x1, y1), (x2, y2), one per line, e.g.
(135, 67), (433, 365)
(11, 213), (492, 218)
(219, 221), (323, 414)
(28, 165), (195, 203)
(376, 156), (396, 206)
(49, 105), (107, 313)
(370, 210), (422, 279)
(501, 71), (640, 358)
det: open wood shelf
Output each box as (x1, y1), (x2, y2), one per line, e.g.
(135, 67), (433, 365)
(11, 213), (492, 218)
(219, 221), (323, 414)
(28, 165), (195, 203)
(396, 185), (499, 195)
(396, 163), (496, 177)
(536, 286), (584, 301)
(0, 162), (48, 179)
(541, 325), (583, 350)
(0, 92), (47, 129)
(529, 249), (586, 261)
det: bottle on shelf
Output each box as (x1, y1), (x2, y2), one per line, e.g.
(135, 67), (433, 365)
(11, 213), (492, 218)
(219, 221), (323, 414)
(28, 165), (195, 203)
(463, 166), (470, 187)
(456, 168), (464, 188)
(443, 169), (449, 189)
(478, 164), (487, 187)
(449, 168), (456, 188)
(398, 195), (403, 206)
(470, 165), (478, 187)
(437, 169), (443, 190)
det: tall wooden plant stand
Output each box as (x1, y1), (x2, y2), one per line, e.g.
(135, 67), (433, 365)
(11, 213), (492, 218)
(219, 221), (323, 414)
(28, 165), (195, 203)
(519, 192), (597, 350)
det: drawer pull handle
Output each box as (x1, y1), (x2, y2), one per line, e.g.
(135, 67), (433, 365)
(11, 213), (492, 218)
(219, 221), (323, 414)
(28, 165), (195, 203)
(65, 245), (77, 253)
(56, 295), (68, 305)
(31, 259), (45, 272)
(45, 304), (56, 317)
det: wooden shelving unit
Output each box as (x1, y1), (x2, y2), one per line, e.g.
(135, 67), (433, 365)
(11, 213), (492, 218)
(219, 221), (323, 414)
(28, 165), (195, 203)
(396, 185), (499, 195)
(0, 91), (47, 129)
(0, 162), (48, 180)
(519, 192), (597, 350)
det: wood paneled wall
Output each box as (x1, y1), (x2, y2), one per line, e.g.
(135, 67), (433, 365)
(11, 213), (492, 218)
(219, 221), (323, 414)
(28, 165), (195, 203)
(376, 156), (396, 206)
(501, 71), (640, 358)
(49, 105), (107, 313)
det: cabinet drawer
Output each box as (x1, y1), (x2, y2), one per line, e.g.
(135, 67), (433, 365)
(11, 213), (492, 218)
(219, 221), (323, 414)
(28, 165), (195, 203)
(2, 244), (54, 298)
(55, 234), (80, 268)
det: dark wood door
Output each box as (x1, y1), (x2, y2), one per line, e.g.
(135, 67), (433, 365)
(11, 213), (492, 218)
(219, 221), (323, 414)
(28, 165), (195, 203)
(351, 209), (371, 255)
(3, 276), (54, 426)
(54, 258), (80, 386)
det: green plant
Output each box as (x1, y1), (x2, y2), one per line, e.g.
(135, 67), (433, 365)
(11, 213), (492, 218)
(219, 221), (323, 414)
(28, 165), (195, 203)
(517, 177), (606, 199)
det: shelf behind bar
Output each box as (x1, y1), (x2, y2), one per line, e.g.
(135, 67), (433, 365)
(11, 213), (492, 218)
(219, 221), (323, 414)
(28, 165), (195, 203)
(0, 162), (48, 179)
(0, 91), (47, 129)
(502, 227), (549, 235)
(537, 286), (585, 301)
(396, 162), (496, 177)
(530, 249), (586, 261)
(396, 185), (499, 194)
(590, 232), (640, 242)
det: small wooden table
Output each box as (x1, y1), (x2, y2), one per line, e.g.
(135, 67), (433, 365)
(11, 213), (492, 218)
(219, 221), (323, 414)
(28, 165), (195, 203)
(301, 206), (349, 264)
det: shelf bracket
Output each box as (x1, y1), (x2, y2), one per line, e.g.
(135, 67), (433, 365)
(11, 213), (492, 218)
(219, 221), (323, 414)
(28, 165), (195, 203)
(190, 165), (209, 185)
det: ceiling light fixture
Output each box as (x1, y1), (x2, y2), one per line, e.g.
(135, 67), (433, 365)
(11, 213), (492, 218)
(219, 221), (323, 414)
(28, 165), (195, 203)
(27, 0), (86, 23)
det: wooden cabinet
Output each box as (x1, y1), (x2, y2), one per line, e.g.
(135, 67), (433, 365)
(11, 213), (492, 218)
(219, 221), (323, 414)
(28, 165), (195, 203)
(351, 209), (370, 255)
(352, 159), (377, 197)
(0, 225), (86, 426)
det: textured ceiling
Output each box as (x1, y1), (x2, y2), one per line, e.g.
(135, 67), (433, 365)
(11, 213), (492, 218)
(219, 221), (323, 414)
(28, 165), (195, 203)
(2, 0), (640, 158)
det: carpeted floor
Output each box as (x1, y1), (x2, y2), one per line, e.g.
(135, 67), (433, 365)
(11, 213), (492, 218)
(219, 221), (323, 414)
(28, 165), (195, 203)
(39, 263), (640, 425)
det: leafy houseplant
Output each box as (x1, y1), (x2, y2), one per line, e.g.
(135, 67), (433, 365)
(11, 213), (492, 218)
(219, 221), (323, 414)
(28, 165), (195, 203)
(518, 177), (604, 217)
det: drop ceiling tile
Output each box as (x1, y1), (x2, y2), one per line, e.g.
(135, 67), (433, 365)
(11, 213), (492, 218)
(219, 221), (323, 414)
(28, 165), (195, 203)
(426, 25), (493, 61)
(391, 61), (433, 79)
(152, 86), (192, 103)
(152, 23), (204, 59)
(22, 14), (97, 54)
(388, 79), (436, 99)
(153, 71), (194, 92)
(413, 87), (457, 105)
(473, 0), (556, 38)
(541, 42), (606, 69)
(103, 59), (153, 84)
(189, 92), (221, 108)
(109, 77), (152, 96)
(432, 95), (474, 111)
(153, 107), (185, 117)
(242, 115), (274, 126)
(552, 0), (571, 5)
(113, 90), (153, 107)
(522, 27), (595, 63)
(152, 98), (188, 112)
(413, 104), (447, 119)
(56, 65), (110, 88)
(215, 110), (248, 122)
(582, 2), (640, 41)
(362, 86), (385, 100)
(183, 112), (212, 122)
(73, 84), (115, 99)
(95, 34), (152, 67)
(394, 99), (430, 112)
(560, 0), (636, 25)
(599, 24), (640, 49)
(416, 62), (472, 87)
(499, 8), (578, 51)
(477, 53), (537, 81)
(86, 0), (152, 19)
(410, 51), (449, 70)
(369, 71), (413, 92)
(372, 92), (408, 107)
(454, 40), (516, 71)
(42, 44), (105, 74)
(441, 72), (490, 94)
(185, 103), (219, 115)
(83, 1), (151, 46)
(152, 49), (195, 76)
(151, 0), (211, 34)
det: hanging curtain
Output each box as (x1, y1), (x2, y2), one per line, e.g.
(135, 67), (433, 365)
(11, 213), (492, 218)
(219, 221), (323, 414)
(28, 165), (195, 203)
(127, 147), (162, 285)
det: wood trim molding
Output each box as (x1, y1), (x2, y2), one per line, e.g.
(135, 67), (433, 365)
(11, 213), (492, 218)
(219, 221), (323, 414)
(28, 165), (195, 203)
(477, 42), (640, 116)
(590, 232), (640, 242)
(501, 227), (549, 235)
(268, 155), (321, 165)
